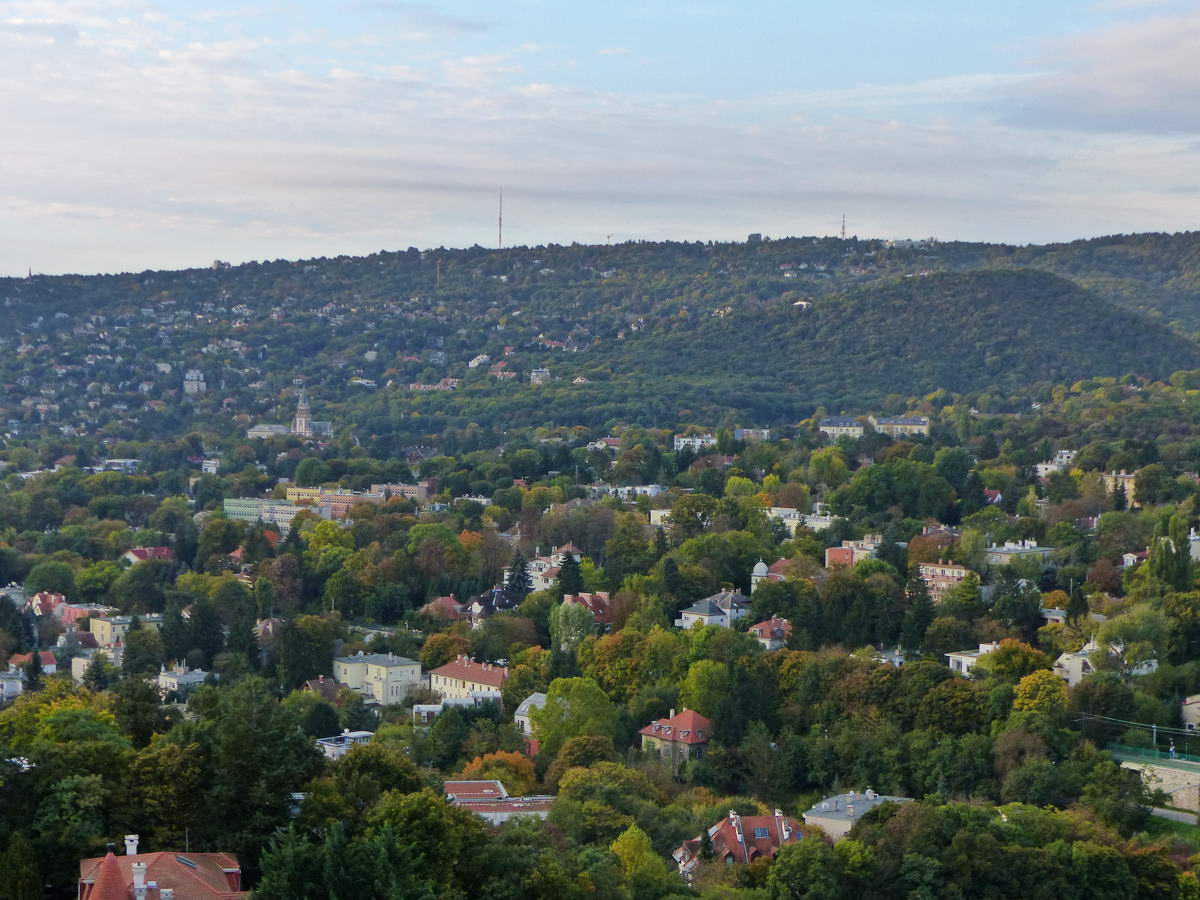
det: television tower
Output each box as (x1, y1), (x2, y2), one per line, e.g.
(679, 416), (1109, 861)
(841, 214), (846, 240)
(498, 188), (503, 249)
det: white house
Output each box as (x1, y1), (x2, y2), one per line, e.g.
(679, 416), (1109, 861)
(675, 590), (752, 629)
(945, 641), (1002, 677)
(673, 433), (717, 452)
(513, 692), (547, 736)
(316, 729), (374, 760)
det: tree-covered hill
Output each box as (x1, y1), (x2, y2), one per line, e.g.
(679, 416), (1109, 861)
(594, 269), (1200, 409)
(4, 233), (1200, 441)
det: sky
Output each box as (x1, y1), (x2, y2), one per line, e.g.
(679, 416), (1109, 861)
(1, 0), (1198, 275)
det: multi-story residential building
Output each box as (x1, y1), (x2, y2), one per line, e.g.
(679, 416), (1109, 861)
(183, 369), (207, 394)
(639, 708), (712, 766)
(90, 614), (162, 647)
(529, 368), (550, 385)
(369, 480), (438, 502)
(429, 656), (508, 699)
(917, 560), (973, 602)
(825, 534), (882, 568)
(818, 416), (865, 439)
(286, 486), (385, 519)
(333, 651), (422, 705)
(1101, 470), (1139, 507)
(870, 415), (930, 437)
(984, 540), (1054, 567)
(222, 498), (328, 535)
(673, 433), (717, 452)
(1035, 449), (1077, 479)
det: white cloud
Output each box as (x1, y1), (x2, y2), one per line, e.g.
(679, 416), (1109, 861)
(0, 0), (1197, 275)
(1007, 8), (1200, 133)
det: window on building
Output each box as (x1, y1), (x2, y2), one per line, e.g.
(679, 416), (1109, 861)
(753, 827), (770, 839)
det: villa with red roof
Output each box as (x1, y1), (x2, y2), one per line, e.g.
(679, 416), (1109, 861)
(7, 649), (57, 675)
(639, 708), (712, 766)
(673, 810), (806, 880)
(748, 616), (792, 651)
(78, 835), (246, 899)
(562, 592), (615, 628)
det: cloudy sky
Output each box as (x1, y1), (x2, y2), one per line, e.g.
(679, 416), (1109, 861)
(1, 0), (1198, 274)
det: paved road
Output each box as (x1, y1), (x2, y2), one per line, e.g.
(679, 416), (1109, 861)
(1152, 807), (1199, 825)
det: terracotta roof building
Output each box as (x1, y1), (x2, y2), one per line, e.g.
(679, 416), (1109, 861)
(748, 616), (792, 650)
(79, 835), (247, 899)
(430, 655), (508, 699)
(639, 708), (712, 766)
(122, 546), (175, 565)
(673, 810), (805, 879)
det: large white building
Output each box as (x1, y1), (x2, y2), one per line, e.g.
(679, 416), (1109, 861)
(333, 651), (422, 705)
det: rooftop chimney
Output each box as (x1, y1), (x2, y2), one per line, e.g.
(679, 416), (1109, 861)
(132, 862), (147, 900)
(124, 834), (139, 855)
(161, 890), (174, 900)
(669, 708), (676, 719)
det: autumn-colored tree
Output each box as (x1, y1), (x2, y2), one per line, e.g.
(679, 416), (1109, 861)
(420, 632), (470, 670)
(460, 750), (537, 796)
(972, 639), (1052, 681)
(1012, 669), (1069, 716)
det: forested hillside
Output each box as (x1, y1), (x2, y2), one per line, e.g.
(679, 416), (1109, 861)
(3, 232), (1200, 442)
(597, 269), (1200, 409)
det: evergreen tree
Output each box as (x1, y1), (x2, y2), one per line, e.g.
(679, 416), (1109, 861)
(557, 552), (584, 596)
(1150, 514), (1192, 592)
(1067, 583), (1089, 623)
(901, 574), (935, 653)
(505, 550), (532, 597)
(1114, 482), (1128, 511)
(662, 557), (684, 602)
(24, 648), (43, 692)
(0, 832), (41, 900)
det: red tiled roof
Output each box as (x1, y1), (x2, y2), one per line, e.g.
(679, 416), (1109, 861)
(430, 656), (508, 688)
(676, 813), (804, 870)
(749, 617), (792, 642)
(79, 849), (246, 899)
(563, 592), (613, 623)
(87, 851), (127, 900)
(8, 650), (56, 668)
(638, 708), (712, 744)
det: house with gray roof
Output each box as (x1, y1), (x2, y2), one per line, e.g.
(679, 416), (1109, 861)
(803, 789), (912, 840)
(674, 590), (752, 629)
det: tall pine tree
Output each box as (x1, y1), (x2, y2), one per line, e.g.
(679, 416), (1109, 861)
(901, 573), (935, 653)
(505, 550), (532, 596)
(557, 552), (584, 596)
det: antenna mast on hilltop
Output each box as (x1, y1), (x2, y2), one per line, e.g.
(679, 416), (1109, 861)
(841, 214), (846, 240)
(498, 187), (503, 250)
